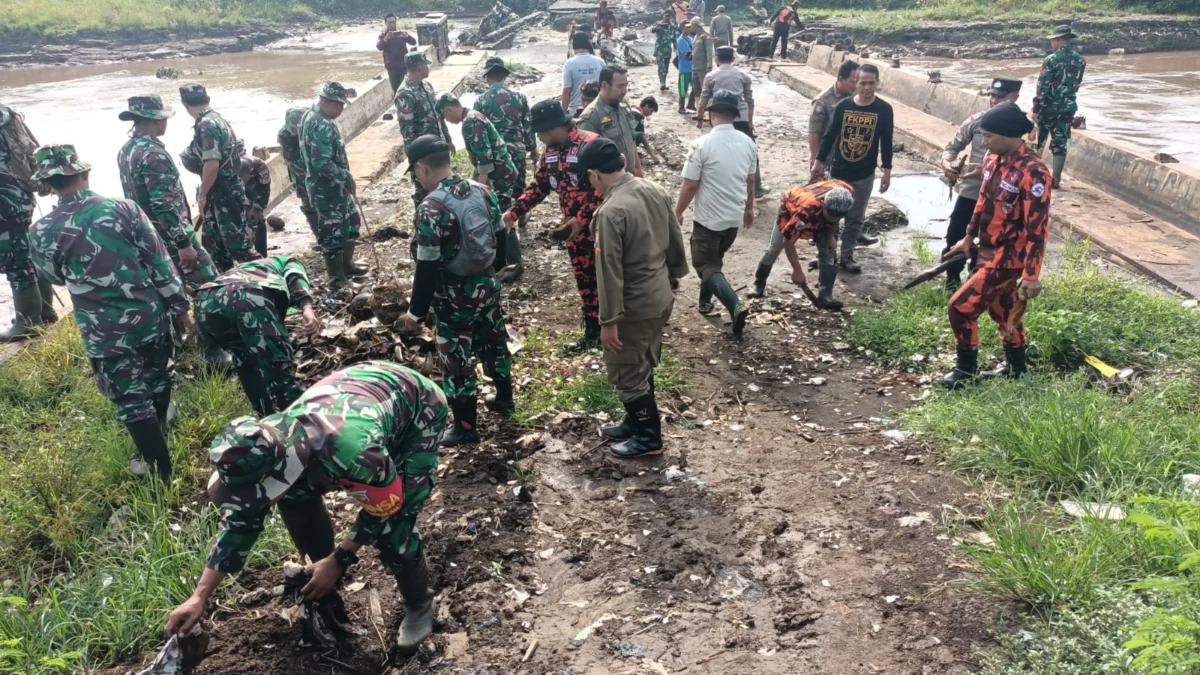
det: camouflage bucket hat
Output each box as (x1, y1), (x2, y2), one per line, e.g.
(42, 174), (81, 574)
(405, 51), (432, 69)
(320, 81), (350, 104)
(484, 56), (510, 77)
(119, 94), (175, 121)
(434, 92), (461, 114)
(206, 415), (311, 510)
(179, 82), (209, 105)
(31, 144), (93, 180)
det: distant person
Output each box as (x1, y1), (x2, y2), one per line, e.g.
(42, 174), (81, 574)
(688, 21), (715, 115)
(562, 32), (606, 115)
(651, 10), (681, 92)
(676, 23), (695, 114)
(812, 63), (893, 275)
(711, 5), (734, 47)
(808, 60), (858, 178)
(942, 103), (1050, 390)
(595, 0), (617, 37)
(378, 13), (418, 92)
(575, 80), (601, 118)
(1033, 24), (1086, 188)
(940, 77), (1022, 291)
(301, 82), (364, 290)
(632, 96), (661, 164)
(691, 0), (707, 20)
(672, 0), (690, 22)
(769, 0), (802, 60)
(395, 52), (455, 228)
(578, 65), (643, 178)
(750, 0), (769, 27)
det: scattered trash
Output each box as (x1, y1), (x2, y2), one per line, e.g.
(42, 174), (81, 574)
(345, 581), (366, 593)
(480, 613), (502, 629)
(898, 512), (933, 527)
(1060, 500), (1126, 521)
(129, 625), (207, 675)
(884, 595), (899, 603)
(664, 465), (686, 482)
(1182, 473), (1200, 498)
(573, 613), (619, 643)
(619, 642), (644, 658)
(806, 377), (827, 386)
(881, 429), (912, 442)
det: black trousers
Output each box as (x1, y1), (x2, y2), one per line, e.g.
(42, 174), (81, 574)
(388, 67), (406, 93)
(943, 194), (978, 279)
(771, 24), (790, 58)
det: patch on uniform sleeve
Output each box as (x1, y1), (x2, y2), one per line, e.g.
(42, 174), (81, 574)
(813, 102), (825, 114)
(338, 476), (404, 518)
(1031, 182), (1046, 198)
(549, 175), (559, 189)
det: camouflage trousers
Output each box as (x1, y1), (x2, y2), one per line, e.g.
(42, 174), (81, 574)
(88, 333), (175, 424)
(566, 227), (600, 320)
(311, 186), (362, 256)
(656, 52), (672, 84)
(168, 229), (218, 293)
(1037, 113), (1073, 157)
(433, 274), (512, 406)
(949, 267), (1028, 350)
(202, 183), (256, 273)
(287, 165), (315, 216)
(195, 285), (302, 415)
(0, 207), (36, 289)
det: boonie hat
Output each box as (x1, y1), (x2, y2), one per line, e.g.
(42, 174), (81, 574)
(1048, 24), (1076, 40)
(484, 56), (510, 77)
(406, 52), (431, 69)
(119, 94), (175, 121)
(31, 144), (92, 180)
(320, 81), (351, 104)
(207, 415), (310, 511)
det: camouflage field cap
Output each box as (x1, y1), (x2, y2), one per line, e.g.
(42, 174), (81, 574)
(31, 144), (93, 180)
(405, 51), (432, 69)
(179, 83), (209, 105)
(119, 94), (175, 121)
(320, 81), (350, 104)
(207, 415), (311, 510)
(434, 92), (461, 113)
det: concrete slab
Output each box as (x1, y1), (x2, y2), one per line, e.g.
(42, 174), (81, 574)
(766, 62), (1200, 298)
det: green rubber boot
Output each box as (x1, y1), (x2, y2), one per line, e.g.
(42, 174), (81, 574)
(0, 284), (45, 343)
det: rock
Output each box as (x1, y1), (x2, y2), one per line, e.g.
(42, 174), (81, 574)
(862, 198), (908, 235)
(587, 486), (617, 501)
(266, 215), (286, 231)
(1109, 47), (1127, 55)
(1154, 152), (1179, 164)
(622, 31), (638, 41)
(347, 292), (374, 321)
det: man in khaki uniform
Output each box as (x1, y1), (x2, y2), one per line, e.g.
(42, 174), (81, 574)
(576, 139), (688, 459)
(687, 22), (715, 116)
(577, 65), (643, 177)
(711, 5), (734, 47)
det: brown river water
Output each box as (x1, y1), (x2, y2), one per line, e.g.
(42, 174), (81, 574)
(904, 50), (1200, 165)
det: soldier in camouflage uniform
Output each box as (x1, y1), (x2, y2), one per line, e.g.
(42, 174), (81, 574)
(240, 155), (272, 258)
(398, 135), (513, 448)
(278, 106), (320, 239)
(1033, 24), (1086, 188)
(434, 94), (520, 210)
(195, 256), (321, 416)
(301, 82), (364, 290)
(164, 361), (448, 656)
(394, 52), (455, 229)
(116, 95), (218, 293)
(651, 11), (680, 92)
(29, 145), (193, 481)
(179, 83), (256, 273)
(0, 104), (57, 341)
(474, 56), (538, 281)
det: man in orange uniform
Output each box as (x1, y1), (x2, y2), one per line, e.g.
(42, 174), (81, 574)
(762, 179), (854, 309)
(942, 102), (1051, 389)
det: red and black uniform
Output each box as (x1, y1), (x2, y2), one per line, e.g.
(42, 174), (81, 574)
(776, 179), (852, 244)
(507, 128), (603, 320)
(949, 143), (1051, 350)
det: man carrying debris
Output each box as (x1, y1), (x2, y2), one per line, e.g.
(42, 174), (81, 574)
(503, 101), (605, 352)
(165, 361), (447, 656)
(578, 65), (644, 178)
(195, 256), (321, 416)
(761, 180), (855, 310)
(769, 0), (802, 60)
(180, 83), (256, 273)
(687, 22), (715, 115)
(577, 138), (688, 458)
(398, 135), (513, 447)
(813, 63), (893, 275)
(396, 52), (455, 227)
(711, 5), (734, 47)
(595, 0), (617, 38)
(240, 156), (272, 258)
(435, 94), (521, 214)
(676, 92), (756, 337)
(302, 82), (366, 291)
(474, 56), (537, 281)
(278, 106), (320, 240)
(651, 10), (681, 93)
(0, 104), (57, 342)
(940, 77), (1022, 291)
(941, 103), (1050, 389)
(698, 45), (767, 197)
(562, 32), (607, 118)
(1033, 24), (1086, 188)
(29, 145), (193, 481)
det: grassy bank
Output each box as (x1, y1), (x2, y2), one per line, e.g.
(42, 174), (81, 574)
(0, 322), (290, 672)
(846, 242), (1200, 673)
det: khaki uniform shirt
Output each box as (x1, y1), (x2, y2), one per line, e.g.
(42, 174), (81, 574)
(593, 174), (689, 325)
(691, 32), (715, 76)
(809, 84), (851, 158)
(942, 111), (986, 200)
(578, 98), (640, 175)
(711, 14), (734, 46)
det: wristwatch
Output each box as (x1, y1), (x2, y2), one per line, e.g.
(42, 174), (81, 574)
(333, 547), (359, 569)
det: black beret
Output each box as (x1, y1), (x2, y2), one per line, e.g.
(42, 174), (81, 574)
(572, 138), (624, 174)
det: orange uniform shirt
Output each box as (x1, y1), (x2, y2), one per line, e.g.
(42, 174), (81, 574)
(966, 143), (1052, 281)
(776, 179), (853, 244)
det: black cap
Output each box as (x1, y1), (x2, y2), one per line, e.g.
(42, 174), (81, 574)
(484, 56), (510, 77)
(707, 91), (740, 114)
(530, 99), (572, 133)
(572, 138), (624, 174)
(989, 77), (1022, 96)
(980, 101), (1034, 138)
(406, 134), (450, 171)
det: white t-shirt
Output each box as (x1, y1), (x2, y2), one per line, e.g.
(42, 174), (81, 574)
(562, 53), (606, 111)
(681, 124), (758, 230)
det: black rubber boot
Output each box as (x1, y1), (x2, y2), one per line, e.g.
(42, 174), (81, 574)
(1052, 155), (1066, 189)
(395, 553), (435, 656)
(602, 375), (652, 440)
(941, 349), (979, 390)
(945, 272), (962, 294)
(0, 284), (45, 342)
(279, 495), (336, 562)
(153, 386), (173, 429)
(324, 254), (348, 291)
(815, 248), (844, 311)
(238, 364), (275, 417)
(198, 327), (234, 370)
(37, 276), (58, 324)
(126, 417), (172, 481)
(983, 346), (1028, 380)
(610, 395), (664, 458)
(749, 261), (772, 298)
(440, 399), (480, 447)
(856, 234), (879, 247)
(563, 316), (601, 354)
(344, 240), (368, 276)
(484, 376), (515, 416)
(707, 272), (747, 337)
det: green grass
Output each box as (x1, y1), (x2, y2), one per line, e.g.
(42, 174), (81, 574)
(0, 0), (315, 35)
(792, 0), (1199, 31)
(0, 322), (291, 672)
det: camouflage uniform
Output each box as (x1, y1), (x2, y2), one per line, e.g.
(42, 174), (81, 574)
(0, 106), (38, 291)
(206, 361), (447, 577)
(29, 158), (189, 424)
(241, 156), (272, 258)
(195, 256), (313, 416)
(278, 107), (318, 236)
(473, 81), (536, 192)
(395, 76), (452, 221)
(1033, 45), (1086, 157)
(117, 133), (217, 292)
(460, 110), (520, 210)
(301, 105), (361, 257)
(651, 19), (681, 88)
(415, 177), (512, 410)
(186, 108), (254, 272)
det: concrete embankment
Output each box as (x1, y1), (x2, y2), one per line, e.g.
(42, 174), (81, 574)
(767, 45), (1200, 297)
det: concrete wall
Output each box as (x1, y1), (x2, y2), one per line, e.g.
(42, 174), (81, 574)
(801, 43), (1200, 236)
